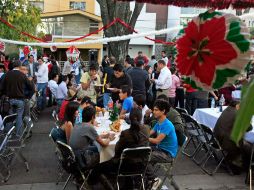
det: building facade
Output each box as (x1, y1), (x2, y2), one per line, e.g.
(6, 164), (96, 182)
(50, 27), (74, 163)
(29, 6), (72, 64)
(31, 0), (103, 62)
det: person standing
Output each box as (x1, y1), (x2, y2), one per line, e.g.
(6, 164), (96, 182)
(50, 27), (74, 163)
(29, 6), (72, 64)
(123, 57), (133, 73)
(106, 64), (132, 102)
(148, 55), (157, 69)
(102, 55), (110, 70)
(161, 51), (168, 66)
(168, 67), (180, 107)
(134, 51), (149, 66)
(128, 60), (150, 97)
(80, 64), (101, 104)
(35, 57), (48, 111)
(151, 59), (172, 97)
(1, 61), (34, 136)
(24, 55), (38, 79)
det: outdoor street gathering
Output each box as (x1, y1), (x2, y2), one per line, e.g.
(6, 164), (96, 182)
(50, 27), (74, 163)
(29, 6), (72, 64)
(1, 0), (254, 189)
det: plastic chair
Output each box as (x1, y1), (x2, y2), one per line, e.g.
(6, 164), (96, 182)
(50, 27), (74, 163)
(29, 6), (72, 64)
(175, 107), (188, 116)
(153, 135), (188, 190)
(116, 147), (152, 190)
(181, 113), (205, 158)
(5, 116), (34, 174)
(200, 126), (232, 175)
(55, 141), (90, 190)
(0, 126), (15, 182)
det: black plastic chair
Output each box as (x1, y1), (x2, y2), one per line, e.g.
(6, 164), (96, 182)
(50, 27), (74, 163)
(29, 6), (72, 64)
(181, 113), (205, 158)
(116, 147), (152, 190)
(199, 126), (232, 175)
(0, 126), (15, 182)
(153, 133), (188, 190)
(55, 141), (90, 190)
(175, 107), (188, 116)
(5, 116), (34, 175)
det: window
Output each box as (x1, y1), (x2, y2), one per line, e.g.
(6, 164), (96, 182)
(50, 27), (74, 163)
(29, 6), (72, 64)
(29, 0), (44, 11)
(41, 17), (64, 36)
(89, 22), (99, 34)
(70, 1), (86, 11)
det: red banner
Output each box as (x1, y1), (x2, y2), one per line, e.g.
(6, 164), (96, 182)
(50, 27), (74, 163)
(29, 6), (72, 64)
(0, 17), (175, 45)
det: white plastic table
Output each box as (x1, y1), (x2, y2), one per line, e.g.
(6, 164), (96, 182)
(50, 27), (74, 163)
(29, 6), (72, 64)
(95, 115), (130, 163)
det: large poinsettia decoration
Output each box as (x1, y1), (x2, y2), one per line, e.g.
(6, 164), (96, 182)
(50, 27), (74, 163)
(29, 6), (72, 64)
(176, 11), (251, 90)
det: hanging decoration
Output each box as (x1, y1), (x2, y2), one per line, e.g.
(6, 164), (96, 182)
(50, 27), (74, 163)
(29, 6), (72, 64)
(0, 41), (5, 52)
(116, 0), (254, 9)
(23, 46), (33, 56)
(50, 46), (57, 52)
(66, 46), (80, 64)
(0, 17), (175, 45)
(176, 10), (251, 90)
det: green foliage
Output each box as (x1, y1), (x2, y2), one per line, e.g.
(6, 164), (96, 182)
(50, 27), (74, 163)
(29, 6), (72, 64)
(0, 0), (41, 41)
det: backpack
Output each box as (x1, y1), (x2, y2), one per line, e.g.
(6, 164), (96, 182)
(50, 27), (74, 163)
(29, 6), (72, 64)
(0, 95), (11, 117)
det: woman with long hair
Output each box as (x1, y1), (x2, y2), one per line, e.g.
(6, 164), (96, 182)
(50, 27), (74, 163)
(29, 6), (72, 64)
(61, 101), (80, 143)
(88, 107), (150, 188)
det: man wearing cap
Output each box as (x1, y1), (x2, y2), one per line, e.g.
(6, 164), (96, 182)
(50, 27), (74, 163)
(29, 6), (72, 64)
(128, 59), (150, 97)
(80, 63), (101, 104)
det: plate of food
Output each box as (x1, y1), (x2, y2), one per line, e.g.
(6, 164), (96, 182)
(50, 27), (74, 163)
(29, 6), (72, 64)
(110, 119), (121, 133)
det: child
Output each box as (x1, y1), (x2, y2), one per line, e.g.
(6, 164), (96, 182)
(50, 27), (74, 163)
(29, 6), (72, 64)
(118, 85), (134, 119)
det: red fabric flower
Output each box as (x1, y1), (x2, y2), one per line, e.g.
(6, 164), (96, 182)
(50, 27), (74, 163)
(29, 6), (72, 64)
(176, 16), (238, 86)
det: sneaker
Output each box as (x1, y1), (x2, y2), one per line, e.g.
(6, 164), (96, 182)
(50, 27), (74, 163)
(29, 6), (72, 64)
(151, 177), (162, 190)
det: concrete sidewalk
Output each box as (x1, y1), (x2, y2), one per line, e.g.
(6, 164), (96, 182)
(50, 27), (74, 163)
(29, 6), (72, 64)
(0, 109), (250, 190)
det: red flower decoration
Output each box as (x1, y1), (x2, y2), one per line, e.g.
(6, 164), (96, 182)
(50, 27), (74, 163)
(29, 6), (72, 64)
(23, 46), (30, 56)
(176, 16), (238, 86)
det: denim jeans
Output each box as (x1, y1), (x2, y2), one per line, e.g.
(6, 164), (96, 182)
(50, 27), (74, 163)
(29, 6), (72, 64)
(37, 83), (48, 110)
(9, 99), (25, 136)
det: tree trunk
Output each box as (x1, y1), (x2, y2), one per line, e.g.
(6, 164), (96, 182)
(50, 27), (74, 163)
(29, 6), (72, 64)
(97, 0), (144, 64)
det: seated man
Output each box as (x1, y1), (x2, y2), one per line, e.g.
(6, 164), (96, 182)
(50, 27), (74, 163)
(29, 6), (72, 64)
(118, 85), (134, 119)
(214, 100), (252, 174)
(69, 106), (114, 169)
(144, 94), (185, 144)
(149, 99), (178, 163)
(75, 96), (95, 124)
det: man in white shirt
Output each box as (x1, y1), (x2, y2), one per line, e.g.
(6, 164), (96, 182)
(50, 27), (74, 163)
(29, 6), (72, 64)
(56, 75), (69, 106)
(151, 59), (172, 97)
(48, 73), (59, 98)
(35, 57), (49, 110)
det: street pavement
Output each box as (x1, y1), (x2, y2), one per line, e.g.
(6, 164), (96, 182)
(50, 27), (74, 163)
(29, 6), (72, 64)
(0, 109), (249, 190)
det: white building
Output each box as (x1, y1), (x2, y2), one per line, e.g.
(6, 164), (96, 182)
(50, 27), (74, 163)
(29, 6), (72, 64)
(95, 1), (157, 59)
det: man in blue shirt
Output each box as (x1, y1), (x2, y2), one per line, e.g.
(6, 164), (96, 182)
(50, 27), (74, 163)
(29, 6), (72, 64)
(149, 99), (178, 161)
(118, 85), (133, 119)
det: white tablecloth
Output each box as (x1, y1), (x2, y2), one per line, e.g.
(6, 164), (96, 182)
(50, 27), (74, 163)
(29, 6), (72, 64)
(232, 90), (241, 99)
(95, 115), (130, 163)
(193, 107), (254, 143)
(192, 107), (226, 129)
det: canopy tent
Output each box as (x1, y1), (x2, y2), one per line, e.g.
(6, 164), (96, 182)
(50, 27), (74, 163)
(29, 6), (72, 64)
(116, 0), (254, 9)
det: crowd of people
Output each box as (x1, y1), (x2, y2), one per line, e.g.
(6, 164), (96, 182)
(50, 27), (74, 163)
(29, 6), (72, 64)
(0, 49), (254, 188)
